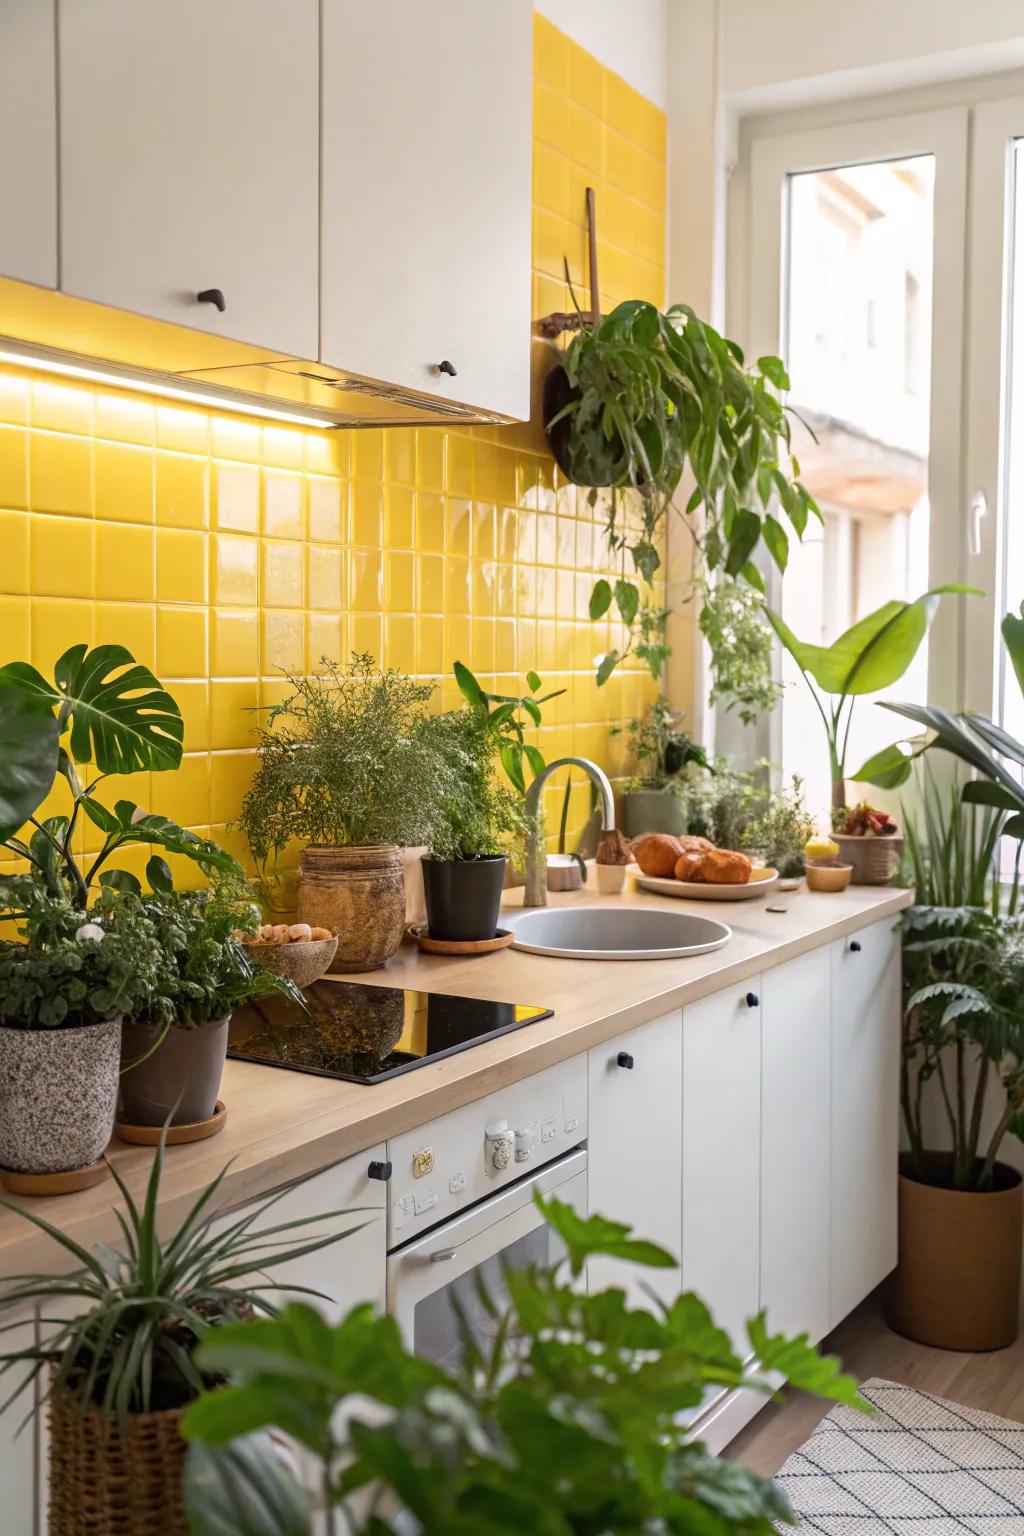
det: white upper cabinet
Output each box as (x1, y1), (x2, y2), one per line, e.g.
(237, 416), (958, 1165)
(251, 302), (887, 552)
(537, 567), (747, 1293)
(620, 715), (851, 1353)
(320, 0), (533, 420)
(58, 0), (319, 359)
(0, 0), (57, 287)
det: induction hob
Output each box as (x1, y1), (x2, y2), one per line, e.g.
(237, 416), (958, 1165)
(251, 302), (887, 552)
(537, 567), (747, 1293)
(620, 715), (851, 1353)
(227, 980), (553, 1085)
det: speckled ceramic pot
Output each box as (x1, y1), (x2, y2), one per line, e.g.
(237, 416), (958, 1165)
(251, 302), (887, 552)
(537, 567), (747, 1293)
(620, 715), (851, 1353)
(0, 1017), (121, 1173)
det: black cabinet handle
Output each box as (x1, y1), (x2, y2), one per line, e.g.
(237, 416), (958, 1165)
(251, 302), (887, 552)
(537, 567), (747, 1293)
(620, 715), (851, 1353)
(197, 287), (226, 312)
(616, 1051), (634, 1070)
(849, 940), (862, 953)
(367, 1160), (392, 1182)
(745, 991), (759, 1008)
(438, 359), (457, 376)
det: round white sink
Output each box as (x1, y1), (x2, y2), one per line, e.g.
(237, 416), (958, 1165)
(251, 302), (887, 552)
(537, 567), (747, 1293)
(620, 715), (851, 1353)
(508, 906), (731, 960)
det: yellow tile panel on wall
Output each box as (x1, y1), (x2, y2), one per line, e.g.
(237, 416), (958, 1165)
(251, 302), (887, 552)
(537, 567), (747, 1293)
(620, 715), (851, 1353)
(2, 14), (666, 872)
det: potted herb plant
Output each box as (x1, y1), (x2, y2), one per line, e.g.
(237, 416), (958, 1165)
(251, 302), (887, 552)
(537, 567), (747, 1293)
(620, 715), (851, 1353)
(238, 655), (453, 973)
(0, 879), (164, 1193)
(419, 708), (523, 943)
(117, 874), (307, 1139)
(613, 697), (709, 837)
(181, 1198), (863, 1534)
(888, 776), (1024, 1349)
(0, 1129), (366, 1535)
(743, 773), (817, 880)
(545, 296), (815, 723)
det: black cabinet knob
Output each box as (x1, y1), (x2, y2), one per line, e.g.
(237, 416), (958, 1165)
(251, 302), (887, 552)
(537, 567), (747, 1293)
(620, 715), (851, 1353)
(367, 1160), (392, 1182)
(616, 1051), (634, 1070)
(745, 991), (759, 1008)
(849, 940), (862, 953)
(197, 287), (226, 312)
(438, 359), (457, 377)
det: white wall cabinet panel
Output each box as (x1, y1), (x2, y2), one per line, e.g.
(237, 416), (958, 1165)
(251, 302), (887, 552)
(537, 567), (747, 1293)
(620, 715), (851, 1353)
(58, 0), (319, 359)
(830, 919), (901, 1326)
(0, 0), (57, 287)
(681, 986), (761, 1354)
(760, 948), (832, 1344)
(587, 1011), (682, 1308)
(320, 0), (532, 419)
(0, 1308), (37, 1536)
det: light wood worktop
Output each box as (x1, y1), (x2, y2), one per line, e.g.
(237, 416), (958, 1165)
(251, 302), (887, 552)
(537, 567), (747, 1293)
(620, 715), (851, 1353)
(0, 880), (912, 1274)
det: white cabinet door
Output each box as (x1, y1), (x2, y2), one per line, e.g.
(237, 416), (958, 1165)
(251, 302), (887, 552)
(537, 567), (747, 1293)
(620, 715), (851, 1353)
(320, 0), (532, 419)
(0, 0), (57, 287)
(761, 948), (832, 1344)
(830, 919), (901, 1327)
(0, 1308), (37, 1536)
(221, 1147), (388, 1322)
(58, 0), (319, 358)
(587, 1012), (683, 1307)
(681, 986), (762, 1354)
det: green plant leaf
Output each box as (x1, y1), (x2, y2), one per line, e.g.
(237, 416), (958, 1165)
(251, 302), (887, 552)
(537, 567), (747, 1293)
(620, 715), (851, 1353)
(0, 686), (60, 840)
(523, 744), (546, 779)
(596, 650), (620, 687)
(526, 671), (542, 694)
(850, 740), (916, 789)
(499, 745), (526, 795)
(80, 795), (122, 835)
(183, 1435), (310, 1536)
(746, 1314), (865, 1407)
(98, 868), (143, 897)
(536, 1193), (676, 1280)
(589, 580), (613, 620)
(54, 645), (184, 772)
(725, 508), (762, 576)
(757, 355), (791, 391)
(452, 660), (486, 713)
(146, 855), (174, 893)
(1002, 605), (1024, 703)
(762, 514), (789, 574)
(521, 697), (541, 727)
(614, 579), (639, 629)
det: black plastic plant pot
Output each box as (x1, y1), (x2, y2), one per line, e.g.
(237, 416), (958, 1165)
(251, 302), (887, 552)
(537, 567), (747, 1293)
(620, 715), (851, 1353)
(421, 855), (507, 942)
(543, 363), (617, 488)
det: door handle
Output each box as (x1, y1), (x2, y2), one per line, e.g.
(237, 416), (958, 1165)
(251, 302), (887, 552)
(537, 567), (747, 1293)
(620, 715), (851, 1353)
(197, 287), (226, 312)
(968, 489), (988, 557)
(429, 1247), (458, 1263)
(848, 940), (862, 953)
(616, 1051), (634, 1070)
(744, 991), (759, 1008)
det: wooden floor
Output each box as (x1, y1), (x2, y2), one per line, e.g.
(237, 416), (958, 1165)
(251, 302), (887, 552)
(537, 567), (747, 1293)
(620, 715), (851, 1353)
(725, 1291), (1024, 1477)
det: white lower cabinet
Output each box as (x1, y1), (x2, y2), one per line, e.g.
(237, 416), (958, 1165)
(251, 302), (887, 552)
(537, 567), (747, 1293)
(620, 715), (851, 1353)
(587, 1011), (683, 1308)
(1, 1308), (37, 1536)
(830, 918), (901, 1327)
(681, 986), (762, 1354)
(761, 947), (833, 1345)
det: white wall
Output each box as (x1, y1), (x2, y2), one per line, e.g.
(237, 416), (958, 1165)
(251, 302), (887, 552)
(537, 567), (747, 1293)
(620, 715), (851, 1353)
(723, 0), (1024, 112)
(534, 0), (669, 109)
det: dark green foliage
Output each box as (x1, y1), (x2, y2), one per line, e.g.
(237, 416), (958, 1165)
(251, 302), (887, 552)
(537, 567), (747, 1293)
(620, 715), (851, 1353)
(421, 709), (523, 861)
(182, 1198), (864, 1535)
(615, 697), (709, 793)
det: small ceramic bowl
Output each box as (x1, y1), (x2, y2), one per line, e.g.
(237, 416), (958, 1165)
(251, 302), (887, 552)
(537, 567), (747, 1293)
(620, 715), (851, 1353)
(244, 934), (339, 988)
(805, 863), (853, 893)
(591, 862), (627, 894)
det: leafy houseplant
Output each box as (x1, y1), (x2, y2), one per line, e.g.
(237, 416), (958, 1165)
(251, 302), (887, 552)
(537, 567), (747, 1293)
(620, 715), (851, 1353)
(767, 584), (968, 818)
(0, 880), (164, 1186)
(742, 774), (816, 878)
(0, 643), (238, 909)
(0, 1130), (366, 1536)
(181, 1197), (862, 1536)
(613, 697), (710, 837)
(545, 297), (818, 719)
(238, 655), (455, 973)
(419, 708), (524, 943)
(118, 877), (307, 1133)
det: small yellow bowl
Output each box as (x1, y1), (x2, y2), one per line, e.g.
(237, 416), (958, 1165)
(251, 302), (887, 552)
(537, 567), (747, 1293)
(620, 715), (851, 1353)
(805, 863), (853, 893)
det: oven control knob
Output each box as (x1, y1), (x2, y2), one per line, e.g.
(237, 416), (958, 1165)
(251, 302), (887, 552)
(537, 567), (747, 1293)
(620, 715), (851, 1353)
(484, 1119), (514, 1175)
(514, 1128), (533, 1163)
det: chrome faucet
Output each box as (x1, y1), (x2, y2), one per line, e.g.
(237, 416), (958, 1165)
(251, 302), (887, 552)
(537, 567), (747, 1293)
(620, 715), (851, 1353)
(521, 756), (615, 907)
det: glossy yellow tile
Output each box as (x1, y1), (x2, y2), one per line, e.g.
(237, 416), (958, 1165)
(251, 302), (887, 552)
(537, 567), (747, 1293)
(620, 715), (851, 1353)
(307, 544), (344, 611)
(211, 533), (258, 606)
(0, 425), (28, 510)
(95, 601), (156, 669)
(308, 476), (345, 543)
(156, 527), (207, 605)
(157, 605), (208, 678)
(94, 440), (154, 523)
(0, 510), (29, 593)
(212, 608), (259, 677)
(156, 450), (209, 530)
(261, 540), (304, 609)
(31, 515), (94, 598)
(213, 463), (259, 533)
(95, 521), (154, 602)
(29, 431), (92, 516)
(263, 469), (304, 539)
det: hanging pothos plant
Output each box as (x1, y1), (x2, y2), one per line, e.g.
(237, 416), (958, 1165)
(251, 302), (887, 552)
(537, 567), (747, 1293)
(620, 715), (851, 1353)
(544, 294), (818, 722)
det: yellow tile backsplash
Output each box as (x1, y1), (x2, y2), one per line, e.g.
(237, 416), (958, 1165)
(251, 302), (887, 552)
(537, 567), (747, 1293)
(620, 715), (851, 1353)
(0, 16), (666, 875)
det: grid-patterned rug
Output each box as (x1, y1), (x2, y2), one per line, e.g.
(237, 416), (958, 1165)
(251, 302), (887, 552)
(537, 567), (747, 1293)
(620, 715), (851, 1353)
(773, 1377), (1024, 1532)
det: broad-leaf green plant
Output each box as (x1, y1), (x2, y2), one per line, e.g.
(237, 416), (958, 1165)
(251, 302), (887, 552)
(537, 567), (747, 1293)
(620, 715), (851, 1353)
(452, 662), (565, 795)
(767, 585), (973, 811)
(182, 1197), (863, 1536)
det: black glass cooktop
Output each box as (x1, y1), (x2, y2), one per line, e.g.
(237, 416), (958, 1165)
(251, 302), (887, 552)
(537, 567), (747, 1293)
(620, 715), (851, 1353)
(227, 981), (553, 1085)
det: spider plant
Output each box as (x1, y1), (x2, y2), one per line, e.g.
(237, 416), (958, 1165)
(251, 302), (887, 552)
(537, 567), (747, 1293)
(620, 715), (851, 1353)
(0, 1128), (368, 1421)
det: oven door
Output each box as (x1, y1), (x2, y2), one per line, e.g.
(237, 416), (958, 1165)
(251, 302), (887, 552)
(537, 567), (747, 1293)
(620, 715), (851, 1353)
(387, 1147), (587, 1365)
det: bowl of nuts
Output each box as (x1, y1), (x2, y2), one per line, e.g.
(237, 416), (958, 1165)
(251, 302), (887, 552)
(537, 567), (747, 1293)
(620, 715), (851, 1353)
(239, 922), (339, 989)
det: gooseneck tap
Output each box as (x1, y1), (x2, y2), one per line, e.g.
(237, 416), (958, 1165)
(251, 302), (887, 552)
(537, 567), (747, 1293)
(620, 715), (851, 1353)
(521, 757), (615, 907)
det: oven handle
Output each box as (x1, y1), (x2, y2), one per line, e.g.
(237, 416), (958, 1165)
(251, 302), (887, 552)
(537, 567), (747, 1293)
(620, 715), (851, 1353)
(430, 1247), (458, 1263)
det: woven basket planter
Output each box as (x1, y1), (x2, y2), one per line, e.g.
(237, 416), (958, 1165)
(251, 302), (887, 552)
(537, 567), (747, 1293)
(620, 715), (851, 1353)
(48, 1390), (187, 1536)
(833, 832), (903, 885)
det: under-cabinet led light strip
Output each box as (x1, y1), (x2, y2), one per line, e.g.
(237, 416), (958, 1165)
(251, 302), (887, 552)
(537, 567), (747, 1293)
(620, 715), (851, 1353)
(0, 344), (337, 430)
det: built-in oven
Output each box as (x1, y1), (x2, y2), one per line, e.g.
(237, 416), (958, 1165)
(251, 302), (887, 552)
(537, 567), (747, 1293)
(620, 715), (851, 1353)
(383, 1056), (588, 1363)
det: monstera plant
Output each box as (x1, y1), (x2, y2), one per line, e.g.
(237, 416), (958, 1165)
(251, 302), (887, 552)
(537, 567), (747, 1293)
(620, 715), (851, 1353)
(545, 296), (818, 718)
(767, 586), (974, 810)
(0, 643), (239, 910)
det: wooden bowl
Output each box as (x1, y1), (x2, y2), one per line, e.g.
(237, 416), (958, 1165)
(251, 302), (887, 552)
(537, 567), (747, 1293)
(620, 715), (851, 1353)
(805, 863), (853, 892)
(244, 934), (339, 988)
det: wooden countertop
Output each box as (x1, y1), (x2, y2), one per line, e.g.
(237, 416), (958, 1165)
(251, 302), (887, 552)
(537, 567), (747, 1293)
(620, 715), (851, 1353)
(0, 880), (912, 1275)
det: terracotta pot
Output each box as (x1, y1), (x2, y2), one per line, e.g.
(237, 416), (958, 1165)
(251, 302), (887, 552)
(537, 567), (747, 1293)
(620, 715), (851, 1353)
(48, 1388), (188, 1536)
(0, 1018), (121, 1174)
(421, 854), (506, 941)
(118, 1017), (229, 1128)
(298, 844), (406, 972)
(885, 1154), (1023, 1350)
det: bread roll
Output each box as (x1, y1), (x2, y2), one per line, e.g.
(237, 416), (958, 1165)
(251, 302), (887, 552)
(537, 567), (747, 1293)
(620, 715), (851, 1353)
(678, 834), (714, 854)
(694, 848), (752, 885)
(632, 833), (684, 877)
(673, 851), (706, 882)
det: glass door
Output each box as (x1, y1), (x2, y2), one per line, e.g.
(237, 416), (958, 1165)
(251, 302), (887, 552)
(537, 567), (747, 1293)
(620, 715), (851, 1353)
(746, 110), (968, 812)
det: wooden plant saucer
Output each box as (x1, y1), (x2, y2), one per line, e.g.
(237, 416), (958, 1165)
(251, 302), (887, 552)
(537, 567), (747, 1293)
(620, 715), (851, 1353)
(0, 1158), (110, 1197)
(406, 924), (514, 957)
(115, 1100), (227, 1146)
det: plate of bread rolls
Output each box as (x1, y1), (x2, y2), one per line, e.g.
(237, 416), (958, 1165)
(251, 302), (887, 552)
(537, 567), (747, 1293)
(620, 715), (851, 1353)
(627, 833), (779, 901)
